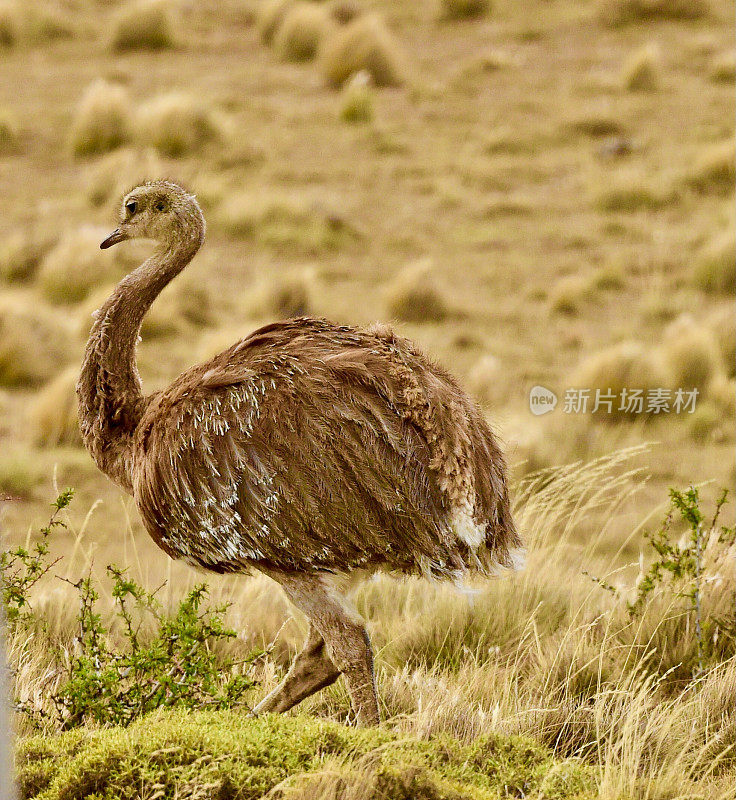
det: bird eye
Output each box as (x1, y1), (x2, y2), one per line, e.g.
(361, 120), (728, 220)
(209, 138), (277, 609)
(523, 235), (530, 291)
(154, 200), (166, 212)
(125, 200), (137, 215)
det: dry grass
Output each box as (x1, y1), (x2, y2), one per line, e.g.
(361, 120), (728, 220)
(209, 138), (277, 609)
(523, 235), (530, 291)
(465, 353), (507, 407)
(709, 51), (736, 83)
(28, 367), (82, 448)
(339, 71), (374, 123)
(438, 0), (491, 20)
(707, 307), (735, 378)
(661, 314), (723, 393)
(84, 147), (164, 209)
(274, 3), (334, 63)
(7, 453), (735, 798)
(571, 341), (671, 419)
(694, 230), (735, 294)
(622, 43), (661, 91)
(328, 0), (363, 26)
(252, 268), (316, 318)
(257, 0), (294, 44)
(110, 0), (175, 52)
(0, 297), (71, 387)
(596, 171), (677, 212)
(319, 14), (404, 88)
(599, 0), (710, 27)
(0, 107), (18, 154)
(0, 230), (55, 284)
(0, 3), (76, 46)
(135, 92), (226, 157)
(37, 226), (127, 305)
(384, 260), (449, 323)
(69, 80), (132, 158)
(686, 140), (736, 196)
(549, 275), (597, 316)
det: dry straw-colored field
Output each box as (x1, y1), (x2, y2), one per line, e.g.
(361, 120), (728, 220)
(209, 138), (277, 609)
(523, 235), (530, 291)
(0, 0), (734, 797)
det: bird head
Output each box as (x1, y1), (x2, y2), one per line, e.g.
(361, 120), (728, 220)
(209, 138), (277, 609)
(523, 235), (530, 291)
(100, 180), (205, 250)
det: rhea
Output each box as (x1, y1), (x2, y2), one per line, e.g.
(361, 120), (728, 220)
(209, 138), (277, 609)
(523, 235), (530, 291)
(78, 180), (522, 725)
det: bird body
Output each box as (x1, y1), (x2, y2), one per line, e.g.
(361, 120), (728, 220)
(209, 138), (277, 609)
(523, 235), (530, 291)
(78, 181), (521, 725)
(132, 316), (520, 579)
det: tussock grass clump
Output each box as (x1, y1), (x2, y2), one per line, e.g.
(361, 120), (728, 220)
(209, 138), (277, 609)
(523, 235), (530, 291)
(549, 275), (596, 316)
(339, 70), (373, 123)
(29, 368), (81, 448)
(564, 114), (625, 139)
(661, 315), (722, 393)
(216, 192), (358, 255)
(385, 260), (449, 323)
(710, 51), (736, 83)
(466, 354), (507, 407)
(319, 14), (404, 88)
(622, 44), (661, 91)
(0, 107), (19, 153)
(84, 147), (163, 208)
(438, 0), (491, 20)
(0, 298), (70, 387)
(139, 274), (214, 338)
(274, 3), (333, 62)
(694, 230), (735, 294)
(0, 3), (76, 46)
(135, 92), (226, 157)
(0, 3), (18, 47)
(257, 0), (293, 44)
(597, 172), (676, 212)
(0, 230), (55, 283)
(69, 80), (132, 157)
(686, 140), (735, 196)
(254, 269), (315, 318)
(37, 226), (126, 304)
(707, 307), (735, 377)
(572, 340), (671, 419)
(110, 0), (175, 51)
(600, 0), (709, 27)
(328, 0), (362, 25)
(0, 448), (46, 499)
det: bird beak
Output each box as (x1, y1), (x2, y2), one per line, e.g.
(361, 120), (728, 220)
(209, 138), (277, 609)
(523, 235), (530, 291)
(100, 228), (128, 249)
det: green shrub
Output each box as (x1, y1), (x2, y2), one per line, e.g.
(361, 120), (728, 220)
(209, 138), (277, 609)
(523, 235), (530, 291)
(3, 492), (259, 730)
(319, 14), (404, 88)
(274, 2), (333, 62)
(110, 0), (175, 51)
(438, 0), (491, 20)
(69, 79), (132, 157)
(597, 174), (676, 212)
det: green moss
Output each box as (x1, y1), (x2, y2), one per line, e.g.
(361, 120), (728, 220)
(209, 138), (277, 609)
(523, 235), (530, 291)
(15, 711), (593, 800)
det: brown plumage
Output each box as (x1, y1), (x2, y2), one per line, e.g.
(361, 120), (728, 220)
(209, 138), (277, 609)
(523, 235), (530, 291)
(78, 180), (522, 725)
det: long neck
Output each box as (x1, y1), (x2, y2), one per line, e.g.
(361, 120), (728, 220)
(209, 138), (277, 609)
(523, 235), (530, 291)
(77, 217), (204, 491)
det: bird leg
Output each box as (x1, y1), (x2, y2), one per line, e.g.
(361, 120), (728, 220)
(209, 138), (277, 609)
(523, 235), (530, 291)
(262, 570), (380, 726)
(254, 625), (340, 715)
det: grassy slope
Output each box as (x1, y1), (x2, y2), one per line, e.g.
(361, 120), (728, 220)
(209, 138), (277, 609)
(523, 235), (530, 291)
(16, 710), (595, 800)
